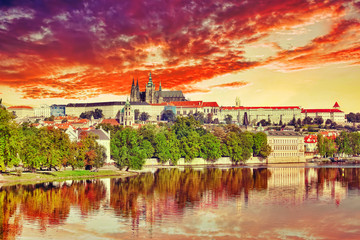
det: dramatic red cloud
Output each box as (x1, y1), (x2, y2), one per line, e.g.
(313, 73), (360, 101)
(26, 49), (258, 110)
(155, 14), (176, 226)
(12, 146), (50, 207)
(212, 81), (249, 88)
(267, 18), (360, 70)
(0, 0), (359, 99)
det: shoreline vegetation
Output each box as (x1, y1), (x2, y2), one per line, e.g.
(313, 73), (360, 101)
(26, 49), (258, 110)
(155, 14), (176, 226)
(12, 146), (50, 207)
(2, 159), (360, 187)
(0, 169), (137, 187)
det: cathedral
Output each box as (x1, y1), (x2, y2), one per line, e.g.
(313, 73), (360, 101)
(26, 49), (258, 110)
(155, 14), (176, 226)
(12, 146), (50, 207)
(130, 73), (186, 104)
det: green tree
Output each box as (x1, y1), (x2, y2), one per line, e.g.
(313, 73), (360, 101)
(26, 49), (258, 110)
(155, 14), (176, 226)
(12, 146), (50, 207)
(224, 114), (233, 124)
(179, 131), (201, 162)
(0, 108), (21, 171)
(134, 109), (140, 121)
(314, 116), (324, 125)
(253, 132), (271, 158)
(205, 113), (213, 124)
(303, 116), (313, 125)
(161, 110), (175, 122)
(154, 132), (171, 163)
(200, 133), (221, 161)
(225, 132), (243, 163)
(138, 124), (157, 145)
(192, 112), (205, 124)
(349, 132), (360, 155)
(93, 108), (104, 119)
(20, 127), (43, 171)
(139, 112), (150, 122)
(238, 131), (254, 161)
(111, 128), (148, 170)
(154, 129), (180, 165)
(336, 131), (352, 155)
(317, 134), (336, 157)
(172, 116), (203, 139)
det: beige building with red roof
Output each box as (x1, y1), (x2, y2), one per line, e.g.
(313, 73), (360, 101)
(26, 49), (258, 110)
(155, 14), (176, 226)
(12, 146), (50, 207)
(301, 102), (345, 124)
(220, 106), (302, 125)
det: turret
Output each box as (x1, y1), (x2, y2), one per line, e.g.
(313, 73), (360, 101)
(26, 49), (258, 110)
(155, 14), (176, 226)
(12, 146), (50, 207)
(333, 102), (340, 109)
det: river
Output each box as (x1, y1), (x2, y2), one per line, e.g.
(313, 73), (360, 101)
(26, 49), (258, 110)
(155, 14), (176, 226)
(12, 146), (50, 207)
(1, 165), (360, 239)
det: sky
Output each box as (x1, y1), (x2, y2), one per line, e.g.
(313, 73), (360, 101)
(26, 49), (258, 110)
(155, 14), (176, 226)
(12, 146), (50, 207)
(0, 0), (360, 113)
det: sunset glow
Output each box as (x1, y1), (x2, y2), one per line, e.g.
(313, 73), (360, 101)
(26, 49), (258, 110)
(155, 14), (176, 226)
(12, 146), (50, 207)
(1, 0), (360, 112)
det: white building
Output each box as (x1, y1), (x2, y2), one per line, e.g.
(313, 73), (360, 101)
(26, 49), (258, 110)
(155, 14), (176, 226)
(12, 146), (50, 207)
(7, 106), (34, 118)
(118, 100), (134, 126)
(267, 131), (306, 163)
(301, 102), (345, 124)
(220, 106), (302, 125)
(34, 104), (51, 118)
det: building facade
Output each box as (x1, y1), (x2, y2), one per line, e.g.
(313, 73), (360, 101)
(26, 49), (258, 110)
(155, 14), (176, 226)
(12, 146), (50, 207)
(301, 102), (345, 124)
(34, 104), (51, 118)
(267, 131), (306, 163)
(118, 100), (134, 126)
(220, 106), (302, 125)
(7, 106), (34, 118)
(130, 73), (186, 104)
(50, 105), (66, 117)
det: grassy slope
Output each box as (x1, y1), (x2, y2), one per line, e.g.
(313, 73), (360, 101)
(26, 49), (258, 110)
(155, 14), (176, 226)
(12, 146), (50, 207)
(0, 170), (136, 186)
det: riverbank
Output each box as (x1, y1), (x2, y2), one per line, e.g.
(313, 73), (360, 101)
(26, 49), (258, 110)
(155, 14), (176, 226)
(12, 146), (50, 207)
(0, 169), (137, 187)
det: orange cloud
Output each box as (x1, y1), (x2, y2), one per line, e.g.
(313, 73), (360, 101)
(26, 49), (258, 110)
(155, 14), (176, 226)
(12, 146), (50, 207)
(0, 0), (358, 99)
(212, 81), (249, 88)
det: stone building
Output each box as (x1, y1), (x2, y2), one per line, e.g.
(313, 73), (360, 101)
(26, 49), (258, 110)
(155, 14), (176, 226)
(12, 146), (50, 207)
(130, 72), (186, 104)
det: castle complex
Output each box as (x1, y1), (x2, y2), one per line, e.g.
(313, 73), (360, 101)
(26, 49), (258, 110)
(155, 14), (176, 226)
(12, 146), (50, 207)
(130, 73), (186, 104)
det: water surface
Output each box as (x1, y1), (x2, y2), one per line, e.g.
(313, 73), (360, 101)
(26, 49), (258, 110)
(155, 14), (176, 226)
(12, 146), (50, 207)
(1, 166), (360, 239)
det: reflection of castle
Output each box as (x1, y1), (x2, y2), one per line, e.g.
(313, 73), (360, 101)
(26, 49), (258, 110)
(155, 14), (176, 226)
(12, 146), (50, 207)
(130, 73), (186, 104)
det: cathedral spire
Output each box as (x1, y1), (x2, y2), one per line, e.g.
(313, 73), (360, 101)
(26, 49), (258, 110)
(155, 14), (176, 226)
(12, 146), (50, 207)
(132, 77), (135, 86)
(159, 81), (162, 91)
(147, 72), (153, 86)
(136, 78), (139, 89)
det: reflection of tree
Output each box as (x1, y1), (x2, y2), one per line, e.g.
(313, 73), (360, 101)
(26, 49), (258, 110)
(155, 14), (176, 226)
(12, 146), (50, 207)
(110, 167), (272, 229)
(0, 179), (106, 238)
(0, 187), (23, 240)
(316, 168), (360, 190)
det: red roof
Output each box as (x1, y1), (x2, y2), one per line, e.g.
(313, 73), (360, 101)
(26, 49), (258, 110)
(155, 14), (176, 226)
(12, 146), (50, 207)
(72, 119), (89, 124)
(333, 102), (340, 108)
(170, 101), (203, 107)
(55, 123), (72, 129)
(304, 135), (317, 143)
(8, 105), (33, 109)
(203, 102), (219, 107)
(54, 116), (78, 121)
(101, 119), (120, 126)
(221, 106), (300, 110)
(301, 109), (343, 113)
(150, 103), (169, 106)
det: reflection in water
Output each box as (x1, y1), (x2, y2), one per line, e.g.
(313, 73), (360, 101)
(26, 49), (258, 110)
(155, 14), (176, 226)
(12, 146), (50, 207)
(1, 167), (360, 239)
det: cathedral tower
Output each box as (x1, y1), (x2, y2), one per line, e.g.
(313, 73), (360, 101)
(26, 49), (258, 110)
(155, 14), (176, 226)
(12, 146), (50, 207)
(145, 72), (156, 103)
